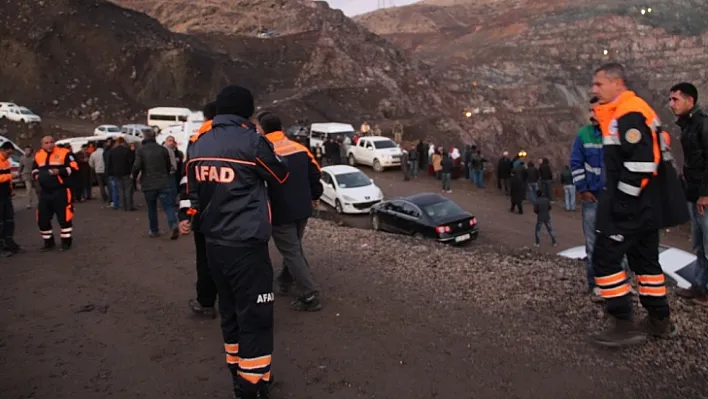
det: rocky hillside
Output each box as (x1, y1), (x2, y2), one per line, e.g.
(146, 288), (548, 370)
(109, 0), (469, 139)
(0, 0), (260, 124)
(357, 0), (708, 165)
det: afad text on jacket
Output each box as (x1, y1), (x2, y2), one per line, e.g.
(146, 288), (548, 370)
(264, 131), (323, 225)
(182, 115), (289, 245)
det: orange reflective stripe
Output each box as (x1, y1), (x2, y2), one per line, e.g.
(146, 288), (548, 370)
(256, 157), (288, 184)
(598, 283), (631, 298)
(638, 285), (667, 297)
(186, 208), (197, 216)
(594, 271), (627, 287)
(239, 355), (271, 370)
(198, 120), (213, 134)
(263, 371), (271, 381)
(637, 274), (665, 285)
(226, 354), (240, 364)
(238, 371), (265, 384)
(224, 343), (239, 353)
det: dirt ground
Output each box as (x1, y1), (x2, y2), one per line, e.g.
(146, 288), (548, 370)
(1, 168), (706, 399)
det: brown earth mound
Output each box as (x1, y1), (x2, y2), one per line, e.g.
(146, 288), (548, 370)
(356, 0), (708, 165)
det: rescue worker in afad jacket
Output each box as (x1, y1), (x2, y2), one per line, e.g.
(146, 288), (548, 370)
(32, 136), (79, 251)
(179, 85), (289, 399)
(590, 63), (689, 348)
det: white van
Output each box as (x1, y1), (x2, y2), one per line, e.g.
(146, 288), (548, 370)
(121, 124), (153, 139)
(309, 123), (356, 148)
(155, 111), (205, 155)
(147, 107), (193, 132)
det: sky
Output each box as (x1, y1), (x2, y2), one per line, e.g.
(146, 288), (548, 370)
(325, 0), (421, 16)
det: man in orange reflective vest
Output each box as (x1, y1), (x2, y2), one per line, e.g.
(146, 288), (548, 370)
(32, 136), (79, 251)
(180, 102), (218, 318)
(0, 142), (21, 256)
(590, 62), (689, 348)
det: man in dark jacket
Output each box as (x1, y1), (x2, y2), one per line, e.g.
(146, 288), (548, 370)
(408, 145), (418, 178)
(416, 139), (426, 170)
(179, 86), (289, 399)
(496, 151), (512, 194)
(539, 158), (554, 200)
(441, 153), (453, 193)
(510, 162), (525, 214)
(560, 165), (575, 211)
(671, 82), (708, 304)
(533, 190), (557, 246)
(106, 137), (134, 211)
(132, 131), (177, 239)
(258, 112), (323, 311)
(525, 161), (540, 203)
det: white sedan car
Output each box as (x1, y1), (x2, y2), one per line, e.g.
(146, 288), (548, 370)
(320, 165), (384, 214)
(93, 124), (121, 136)
(558, 245), (697, 289)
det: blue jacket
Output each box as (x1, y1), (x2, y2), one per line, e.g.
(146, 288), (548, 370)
(569, 124), (604, 195)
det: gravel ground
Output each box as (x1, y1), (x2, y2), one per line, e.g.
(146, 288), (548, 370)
(0, 193), (706, 398)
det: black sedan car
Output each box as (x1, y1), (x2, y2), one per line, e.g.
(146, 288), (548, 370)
(370, 193), (479, 243)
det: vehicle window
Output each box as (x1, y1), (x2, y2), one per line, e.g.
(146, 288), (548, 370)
(321, 172), (332, 185)
(150, 114), (180, 121)
(10, 152), (21, 162)
(140, 128), (153, 136)
(364, 141), (373, 149)
(421, 200), (466, 220)
(374, 140), (396, 149)
(177, 115), (188, 122)
(310, 130), (324, 140)
(401, 202), (420, 218)
(388, 200), (405, 214)
(329, 131), (355, 142)
(106, 127), (120, 133)
(121, 127), (129, 134)
(335, 172), (371, 188)
(20, 109), (33, 115)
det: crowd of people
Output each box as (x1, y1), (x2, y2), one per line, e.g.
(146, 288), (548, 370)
(1, 62), (708, 394)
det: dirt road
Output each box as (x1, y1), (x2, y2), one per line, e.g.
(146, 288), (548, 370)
(1, 190), (706, 399)
(324, 166), (692, 252)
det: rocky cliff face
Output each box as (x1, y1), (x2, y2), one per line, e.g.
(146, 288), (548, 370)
(357, 0), (708, 166)
(0, 0), (468, 141)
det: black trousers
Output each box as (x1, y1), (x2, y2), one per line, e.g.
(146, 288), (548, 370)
(38, 190), (74, 246)
(207, 241), (274, 394)
(194, 231), (217, 307)
(0, 198), (17, 249)
(510, 200), (523, 214)
(592, 229), (669, 320)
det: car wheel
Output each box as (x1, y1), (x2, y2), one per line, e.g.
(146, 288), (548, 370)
(413, 232), (424, 239)
(348, 154), (356, 166)
(373, 159), (383, 173)
(371, 214), (381, 231)
(335, 199), (344, 214)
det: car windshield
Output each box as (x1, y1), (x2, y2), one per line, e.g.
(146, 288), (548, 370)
(19, 109), (33, 115)
(335, 172), (371, 188)
(10, 152), (21, 162)
(106, 127), (120, 133)
(374, 140), (396, 149)
(421, 200), (467, 220)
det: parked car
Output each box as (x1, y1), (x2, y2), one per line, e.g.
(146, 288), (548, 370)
(93, 125), (121, 136)
(1, 106), (41, 123)
(0, 102), (18, 113)
(121, 124), (153, 139)
(371, 193), (479, 244)
(320, 165), (383, 214)
(557, 245), (697, 289)
(347, 136), (402, 172)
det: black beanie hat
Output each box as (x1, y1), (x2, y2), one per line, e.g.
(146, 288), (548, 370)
(215, 85), (255, 119)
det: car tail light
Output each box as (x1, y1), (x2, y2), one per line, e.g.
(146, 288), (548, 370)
(469, 217), (477, 226)
(435, 225), (451, 234)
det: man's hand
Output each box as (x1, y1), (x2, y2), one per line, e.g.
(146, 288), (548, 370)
(579, 191), (597, 203)
(697, 196), (708, 216)
(312, 200), (320, 209)
(179, 220), (191, 235)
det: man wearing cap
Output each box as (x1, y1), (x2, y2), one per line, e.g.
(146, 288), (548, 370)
(179, 85), (289, 398)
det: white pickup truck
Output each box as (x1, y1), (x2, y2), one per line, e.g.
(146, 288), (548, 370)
(347, 136), (402, 172)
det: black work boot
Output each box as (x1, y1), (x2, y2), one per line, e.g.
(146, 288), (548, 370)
(233, 388), (258, 399)
(641, 316), (677, 339)
(41, 238), (56, 252)
(59, 237), (72, 252)
(188, 299), (216, 319)
(291, 292), (322, 312)
(590, 318), (647, 348)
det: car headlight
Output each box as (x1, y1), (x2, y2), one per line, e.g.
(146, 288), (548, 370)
(378, 190), (384, 199)
(342, 195), (356, 202)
